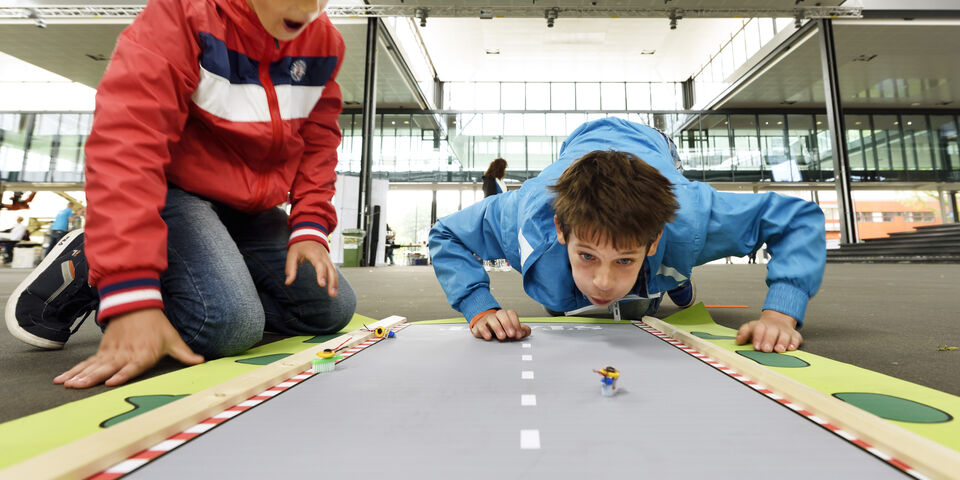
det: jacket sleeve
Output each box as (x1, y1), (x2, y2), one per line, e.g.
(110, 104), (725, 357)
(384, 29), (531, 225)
(288, 23), (345, 251)
(694, 188), (826, 326)
(83, 0), (198, 322)
(429, 196), (511, 322)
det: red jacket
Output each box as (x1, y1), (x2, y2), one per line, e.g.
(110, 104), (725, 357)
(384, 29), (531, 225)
(83, 0), (344, 321)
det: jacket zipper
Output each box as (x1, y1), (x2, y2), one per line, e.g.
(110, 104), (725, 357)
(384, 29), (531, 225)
(256, 42), (283, 209)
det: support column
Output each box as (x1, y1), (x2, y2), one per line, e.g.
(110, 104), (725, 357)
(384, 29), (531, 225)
(951, 191), (959, 224)
(818, 19), (858, 244)
(358, 17), (379, 266)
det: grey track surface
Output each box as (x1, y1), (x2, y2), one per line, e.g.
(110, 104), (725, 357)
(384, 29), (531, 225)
(1, 263), (959, 424)
(127, 324), (903, 479)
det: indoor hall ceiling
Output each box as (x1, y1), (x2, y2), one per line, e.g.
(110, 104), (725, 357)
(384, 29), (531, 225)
(359, 1), (844, 10)
(412, 17), (746, 83)
(718, 21), (960, 110)
(0, 18), (421, 108)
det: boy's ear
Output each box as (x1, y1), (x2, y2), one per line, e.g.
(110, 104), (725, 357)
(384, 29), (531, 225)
(646, 231), (663, 256)
(554, 215), (566, 245)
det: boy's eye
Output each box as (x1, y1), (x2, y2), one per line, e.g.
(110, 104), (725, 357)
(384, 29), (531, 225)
(579, 253), (595, 261)
(617, 258), (634, 265)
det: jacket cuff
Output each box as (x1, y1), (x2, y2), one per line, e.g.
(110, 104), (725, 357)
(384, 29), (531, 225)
(96, 270), (164, 325)
(459, 288), (501, 324)
(289, 215), (330, 251)
(762, 282), (810, 328)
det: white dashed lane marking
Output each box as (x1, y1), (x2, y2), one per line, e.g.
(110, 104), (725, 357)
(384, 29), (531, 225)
(521, 370), (534, 379)
(522, 354), (532, 361)
(521, 394), (537, 406)
(520, 429), (541, 450)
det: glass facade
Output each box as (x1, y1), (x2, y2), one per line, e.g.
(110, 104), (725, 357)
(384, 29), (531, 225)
(3, 110), (958, 186)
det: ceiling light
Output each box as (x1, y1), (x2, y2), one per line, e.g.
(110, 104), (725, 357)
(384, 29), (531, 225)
(27, 8), (46, 28)
(907, 121), (913, 126)
(669, 9), (683, 30)
(641, 49), (656, 55)
(545, 8), (558, 28)
(485, 49), (501, 55)
(479, 9), (494, 20)
(415, 8), (428, 27)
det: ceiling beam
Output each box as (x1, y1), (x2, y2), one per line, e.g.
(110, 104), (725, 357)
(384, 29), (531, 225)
(0, 5), (862, 21)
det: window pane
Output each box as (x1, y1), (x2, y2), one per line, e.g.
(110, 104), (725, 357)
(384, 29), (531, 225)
(526, 82), (550, 110)
(651, 83), (679, 110)
(600, 83), (626, 110)
(501, 82), (525, 110)
(551, 83), (575, 110)
(575, 83), (600, 110)
(626, 83), (652, 110)
(446, 82), (474, 110)
(475, 83), (500, 110)
(523, 113), (546, 136)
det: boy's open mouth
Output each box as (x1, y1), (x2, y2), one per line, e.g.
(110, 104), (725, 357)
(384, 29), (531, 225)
(283, 19), (304, 31)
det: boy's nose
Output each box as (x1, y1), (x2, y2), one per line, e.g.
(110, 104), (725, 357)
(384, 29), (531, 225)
(593, 267), (613, 291)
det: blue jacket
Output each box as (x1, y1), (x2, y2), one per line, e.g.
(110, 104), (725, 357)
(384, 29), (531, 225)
(429, 118), (826, 326)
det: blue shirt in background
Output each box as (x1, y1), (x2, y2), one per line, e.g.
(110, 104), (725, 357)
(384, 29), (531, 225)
(51, 208), (73, 231)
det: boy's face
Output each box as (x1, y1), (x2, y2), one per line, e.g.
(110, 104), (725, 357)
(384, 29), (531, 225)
(246, 0), (329, 41)
(555, 216), (660, 307)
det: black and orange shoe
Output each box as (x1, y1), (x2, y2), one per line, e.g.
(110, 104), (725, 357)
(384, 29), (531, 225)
(4, 230), (98, 349)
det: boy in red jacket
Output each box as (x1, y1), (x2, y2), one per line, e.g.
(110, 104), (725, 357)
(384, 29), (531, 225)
(4, 0), (356, 388)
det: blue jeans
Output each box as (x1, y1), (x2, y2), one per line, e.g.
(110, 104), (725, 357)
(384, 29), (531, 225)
(151, 186), (356, 358)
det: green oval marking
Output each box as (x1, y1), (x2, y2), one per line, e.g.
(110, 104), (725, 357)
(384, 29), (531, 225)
(691, 331), (736, 340)
(100, 395), (188, 428)
(305, 334), (337, 344)
(736, 350), (810, 368)
(236, 353), (291, 365)
(833, 393), (953, 423)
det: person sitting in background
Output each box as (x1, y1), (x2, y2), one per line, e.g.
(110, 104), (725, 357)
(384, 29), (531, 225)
(0, 216), (30, 263)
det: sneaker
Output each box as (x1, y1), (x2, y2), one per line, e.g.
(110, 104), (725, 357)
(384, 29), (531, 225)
(4, 230), (99, 349)
(667, 279), (696, 309)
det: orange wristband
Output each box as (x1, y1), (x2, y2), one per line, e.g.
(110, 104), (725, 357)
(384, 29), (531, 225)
(469, 308), (499, 329)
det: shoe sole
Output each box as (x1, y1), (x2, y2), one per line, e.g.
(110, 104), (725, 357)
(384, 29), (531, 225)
(4, 229), (85, 350)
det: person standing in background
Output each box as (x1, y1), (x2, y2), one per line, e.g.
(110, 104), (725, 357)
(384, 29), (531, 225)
(482, 158), (508, 198)
(45, 202), (75, 257)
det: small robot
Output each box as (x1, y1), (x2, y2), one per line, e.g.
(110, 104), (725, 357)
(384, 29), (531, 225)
(364, 325), (396, 339)
(593, 366), (620, 397)
(311, 348), (344, 374)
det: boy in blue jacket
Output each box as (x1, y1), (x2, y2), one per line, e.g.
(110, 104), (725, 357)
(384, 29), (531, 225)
(429, 118), (825, 353)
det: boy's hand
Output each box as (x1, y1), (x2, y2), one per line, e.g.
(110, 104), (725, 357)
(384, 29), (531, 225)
(471, 309), (531, 341)
(54, 308), (204, 389)
(735, 310), (803, 353)
(285, 240), (338, 297)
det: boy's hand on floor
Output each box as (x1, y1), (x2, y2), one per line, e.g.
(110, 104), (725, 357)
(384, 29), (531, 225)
(285, 240), (338, 297)
(471, 309), (531, 341)
(53, 308), (204, 389)
(735, 310), (803, 353)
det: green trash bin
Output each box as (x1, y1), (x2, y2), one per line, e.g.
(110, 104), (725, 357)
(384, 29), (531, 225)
(341, 229), (365, 267)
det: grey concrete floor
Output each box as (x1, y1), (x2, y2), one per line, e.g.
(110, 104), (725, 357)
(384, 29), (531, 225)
(1, 263), (958, 425)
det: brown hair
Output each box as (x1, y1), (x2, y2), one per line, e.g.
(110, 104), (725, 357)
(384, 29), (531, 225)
(485, 158), (507, 179)
(550, 150), (678, 250)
